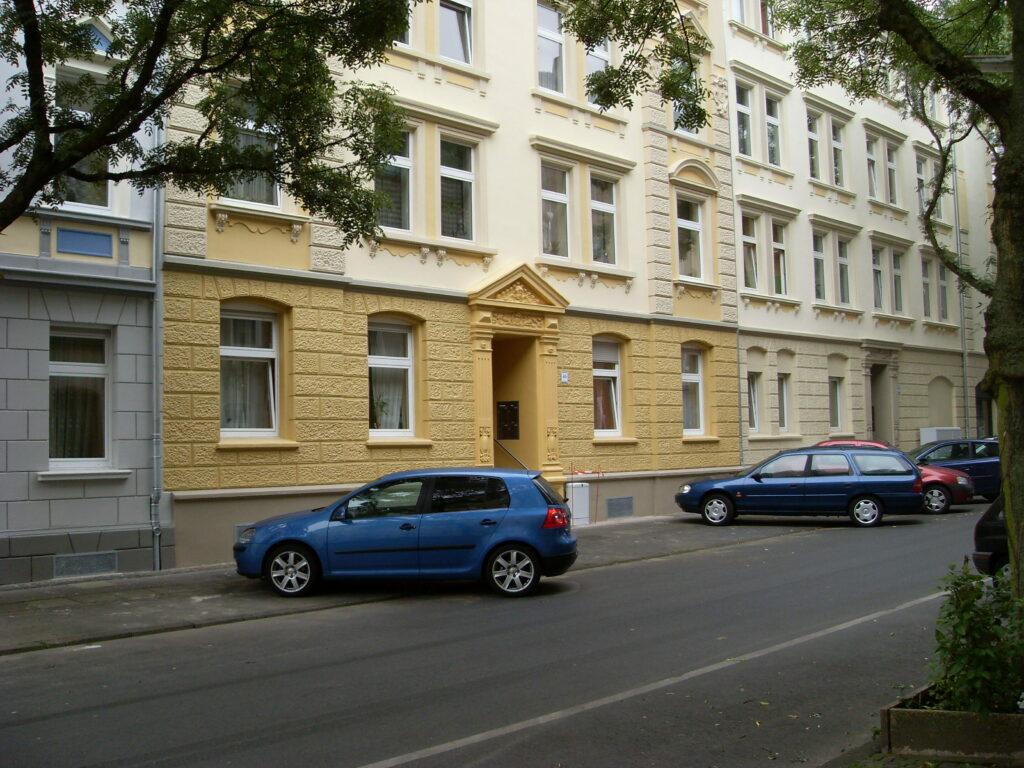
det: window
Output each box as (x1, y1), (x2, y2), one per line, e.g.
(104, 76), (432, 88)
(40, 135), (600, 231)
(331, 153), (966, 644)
(759, 0), (774, 36)
(741, 215), (759, 289)
(765, 95), (782, 166)
(376, 131), (411, 230)
(830, 121), (845, 187)
(974, 441), (999, 458)
(681, 347), (703, 435)
(732, 0), (746, 24)
(747, 372), (761, 432)
(49, 331), (109, 467)
(807, 112), (820, 179)
(348, 479), (424, 519)
(585, 39), (610, 104)
(852, 453), (914, 476)
(439, 0), (472, 64)
(771, 221), (787, 295)
(836, 240), (851, 304)
(922, 258), (932, 318)
(220, 312), (278, 436)
(811, 454), (851, 476)
(56, 71), (111, 209)
(828, 377), (843, 430)
(916, 154), (942, 217)
(225, 126), (278, 207)
(368, 323), (413, 436)
(440, 139), (473, 240)
(891, 251), (904, 313)
(590, 176), (616, 265)
(866, 138), (878, 199)
(676, 196), (704, 279)
(871, 248), (884, 310)
(541, 164), (569, 258)
(886, 144), (899, 205)
(812, 232), (826, 301)
(938, 263), (949, 320)
(736, 84), (752, 156)
(430, 476), (511, 513)
(777, 373), (790, 432)
(925, 442), (969, 461)
(537, 4), (564, 93)
(916, 156), (927, 214)
(593, 340), (622, 436)
(759, 454), (808, 479)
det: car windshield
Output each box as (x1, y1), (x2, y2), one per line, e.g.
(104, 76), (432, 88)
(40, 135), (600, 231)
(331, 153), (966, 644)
(909, 442), (939, 457)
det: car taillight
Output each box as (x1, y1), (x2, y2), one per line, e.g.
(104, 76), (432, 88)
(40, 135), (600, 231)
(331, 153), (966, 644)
(543, 506), (569, 529)
(912, 477), (923, 493)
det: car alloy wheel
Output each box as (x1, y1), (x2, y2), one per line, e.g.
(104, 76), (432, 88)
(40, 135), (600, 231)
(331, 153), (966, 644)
(701, 494), (735, 526)
(487, 546), (538, 597)
(923, 485), (951, 514)
(849, 497), (882, 527)
(268, 546), (318, 596)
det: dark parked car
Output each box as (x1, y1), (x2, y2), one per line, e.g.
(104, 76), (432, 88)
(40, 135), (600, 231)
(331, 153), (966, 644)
(675, 447), (923, 527)
(234, 468), (577, 597)
(910, 438), (1001, 500)
(972, 496), (1010, 579)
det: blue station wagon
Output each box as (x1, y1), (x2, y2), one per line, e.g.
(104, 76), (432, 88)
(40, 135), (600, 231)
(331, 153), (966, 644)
(675, 448), (923, 527)
(234, 469), (578, 597)
(910, 438), (1001, 500)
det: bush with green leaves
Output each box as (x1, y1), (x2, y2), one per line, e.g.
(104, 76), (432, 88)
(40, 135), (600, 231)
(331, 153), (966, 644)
(928, 563), (1024, 714)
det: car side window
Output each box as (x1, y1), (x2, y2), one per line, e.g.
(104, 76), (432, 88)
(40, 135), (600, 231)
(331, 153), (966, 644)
(347, 479), (424, 519)
(810, 455), (851, 476)
(430, 476), (510, 513)
(974, 442), (999, 458)
(759, 455), (808, 479)
(852, 454), (914, 475)
(924, 443), (969, 461)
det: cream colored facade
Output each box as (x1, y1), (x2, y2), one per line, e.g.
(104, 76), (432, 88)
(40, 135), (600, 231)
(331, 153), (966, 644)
(722, 3), (994, 461)
(162, 1), (745, 565)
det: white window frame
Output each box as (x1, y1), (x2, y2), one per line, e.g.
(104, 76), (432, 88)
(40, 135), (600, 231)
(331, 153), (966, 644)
(771, 220), (787, 295)
(777, 373), (790, 432)
(592, 340), (622, 438)
(585, 39), (611, 105)
(48, 329), (111, 470)
(537, 2), (564, 94)
(368, 322), (415, 439)
(938, 263), (950, 321)
(830, 120), (845, 187)
(891, 251), (904, 314)
(681, 346), (704, 436)
(922, 258), (932, 318)
(764, 93), (782, 167)
(872, 247), (885, 310)
(885, 142), (899, 205)
(675, 194), (705, 280)
(439, 0), (473, 65)
(220, 310), (279, 438)
(735, 83), (753, 157)
(589, 173), (617, 265)
(812, 231), (827, 302)
(741, 214), (759, 290)
(828, 376), (844, 431)
(439, 137), (475, 242)
(377, 130), (413, 233)
(866, 136), (878, 199)
(55, 69), (113, 214)
(759, 0), (775, 36)
(221, 121), (281, 212)
(540, 161), (570, 259)
(836, 239), (851, 305)
(747, 371), (761, 433)
(807, 111), (821, 180)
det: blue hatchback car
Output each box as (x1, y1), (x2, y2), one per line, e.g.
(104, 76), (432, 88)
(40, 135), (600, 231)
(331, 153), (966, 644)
(910, 438), (1001, 500)
(675, 447), (923, 527)
(234, 468), (577, 597)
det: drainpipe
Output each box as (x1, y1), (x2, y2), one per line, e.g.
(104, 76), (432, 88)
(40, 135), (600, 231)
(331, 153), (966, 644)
(735, 330), (744, 466)
(149, 122), (165, 571)
(948, 116), (971, 437)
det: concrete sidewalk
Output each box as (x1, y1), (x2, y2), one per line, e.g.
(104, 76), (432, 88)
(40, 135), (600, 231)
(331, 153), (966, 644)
(0, 515), (819, 656)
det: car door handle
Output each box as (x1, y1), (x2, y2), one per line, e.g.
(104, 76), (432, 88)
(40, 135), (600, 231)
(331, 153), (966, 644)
(480, 519), (498, 526)
(399, 523), (416, 531)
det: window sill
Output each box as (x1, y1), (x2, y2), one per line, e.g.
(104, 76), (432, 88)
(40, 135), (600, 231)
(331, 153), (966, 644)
(535, 258), (636, 291)
(682, 435), (720, 444)
(217, 438), (300, 451)
(871, 311), (915, 326)
(736, 156), (795, 180)
(809, 179), (856, 201)
(749, 433), (804, 442)
(593, 437), (639, 446)
(209, 202), (309, 243)
(366, 438), (434, 448)
(373, 230), (498, 262)
(923, 319), (959, 332)
(674, 278), (721, 293)
(812, 302), (863, 318)
(828, 432), (856, 440)
(386, 47), (491, 85)
(867, 198), (910, 217)
(529, 88), (629, 128)
(36, 469), (132, 482)
(740, 291), (802, 308)
(728, 20), (787, 54)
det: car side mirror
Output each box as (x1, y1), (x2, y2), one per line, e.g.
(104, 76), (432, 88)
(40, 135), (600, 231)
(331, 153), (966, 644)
(752, 473), (763, 482)
(918, 457), (929, 465)
(331, 503), (350, 521)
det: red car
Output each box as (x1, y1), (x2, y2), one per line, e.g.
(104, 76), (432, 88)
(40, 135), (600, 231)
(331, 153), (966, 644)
(816, 440), (974, 514)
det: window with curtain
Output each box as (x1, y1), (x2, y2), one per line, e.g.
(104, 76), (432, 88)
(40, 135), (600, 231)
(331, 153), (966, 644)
(537, 3), (564, 92)
(747, 372), (761, 432)
(49, 331), (108, 467)
(590, 176), (616, 265)
(812, 231), (826, 301)
(765, 94), (781, 166)
(771, 221), (787, 295)
(376, 131), (412, 230)
(682, 347), (704, 435)
(439, 0), (472, 63)
(892, 251), (904, 313)
(585, 39), (610, 105)
(593, 340), (622, 436)
(225, 128), (278, 207)
(736, 84), (752, 156)
(741, 214), (758, 289)
(866, 137), (878, 198)
(368, 323), (413, 436)
(806, 112), (820, 180)
(440, 139), (474, 240)
(541, 163), (569, 257)
(836, 239), (851, 304)
(676, 196), (704, 280)
(922, 258), (932, 318)
(830, 120), (845, 187)
(220, 312), (278, 436)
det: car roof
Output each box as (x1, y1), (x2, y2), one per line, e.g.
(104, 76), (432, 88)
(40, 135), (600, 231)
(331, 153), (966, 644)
(376, 467), (540, 482)
(775, 446), (903, 456)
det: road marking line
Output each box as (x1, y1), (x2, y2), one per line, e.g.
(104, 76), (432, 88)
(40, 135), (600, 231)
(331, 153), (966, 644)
(354, 591), (945, 768)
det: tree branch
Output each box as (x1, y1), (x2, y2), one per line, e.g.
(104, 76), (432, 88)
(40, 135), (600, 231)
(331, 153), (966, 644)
(13, 0), (51, 160)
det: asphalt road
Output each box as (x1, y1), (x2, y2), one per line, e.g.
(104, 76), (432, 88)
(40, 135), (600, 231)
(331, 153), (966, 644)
(0, 508), (982, 768)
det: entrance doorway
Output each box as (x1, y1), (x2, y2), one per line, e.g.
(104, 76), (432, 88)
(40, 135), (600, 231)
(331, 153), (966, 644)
(491, 336), (541, 469)
(870, 364), (893, 444)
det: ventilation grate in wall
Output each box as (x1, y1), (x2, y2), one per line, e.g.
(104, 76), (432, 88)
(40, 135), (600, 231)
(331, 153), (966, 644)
(606, 496), (634, 519)
(53, 551), (117, 578)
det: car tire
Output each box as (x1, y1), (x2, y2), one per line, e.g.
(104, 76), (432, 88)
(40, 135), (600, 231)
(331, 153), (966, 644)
(701, 494), (736, 526)
(848, 496), (884, 527)
(485, 544), (540, 597)
(923, 484), (951, 514)
(265, 543), (321, 597)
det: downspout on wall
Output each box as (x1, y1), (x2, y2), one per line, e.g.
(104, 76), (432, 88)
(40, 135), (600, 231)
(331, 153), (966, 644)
(149, 123), (165, 571)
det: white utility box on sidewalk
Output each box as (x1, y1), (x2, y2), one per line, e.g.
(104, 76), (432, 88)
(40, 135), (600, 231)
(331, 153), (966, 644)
(566, 482), (590, 527)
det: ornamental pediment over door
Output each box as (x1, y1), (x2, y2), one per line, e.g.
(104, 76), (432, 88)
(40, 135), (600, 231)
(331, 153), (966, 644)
(468, 264), (569, 313)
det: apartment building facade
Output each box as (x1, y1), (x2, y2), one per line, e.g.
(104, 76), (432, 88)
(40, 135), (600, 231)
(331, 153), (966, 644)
(722, 1), (992, 462)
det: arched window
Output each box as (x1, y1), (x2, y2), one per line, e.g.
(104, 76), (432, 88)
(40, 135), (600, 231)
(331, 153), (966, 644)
(220, 305), (279, 437)
(682, 345), (705, 435)
(593, 338), (622, 437)
(368, 321), (414, 436)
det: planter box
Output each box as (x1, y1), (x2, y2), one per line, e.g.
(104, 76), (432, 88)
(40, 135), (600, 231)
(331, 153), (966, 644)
(881, 685), (1024, 766)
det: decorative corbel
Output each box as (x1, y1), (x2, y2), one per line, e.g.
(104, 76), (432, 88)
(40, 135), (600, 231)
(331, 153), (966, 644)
(214, 212), (229, 233)
(290, 223), (303, 243)
(589, 272), (599, 288)
(419, 246), (430, 265)
(482, 255), (493, 272)
(536, 263), (548, 278)
(577, 272), (586, 287)
(625, 278), (633, 294)
(436, 248), (447, 267)
(368, 238), (379, 258)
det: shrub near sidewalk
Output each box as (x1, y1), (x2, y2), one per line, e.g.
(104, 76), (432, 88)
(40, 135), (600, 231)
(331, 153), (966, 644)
(929, 563), (1024, 715)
